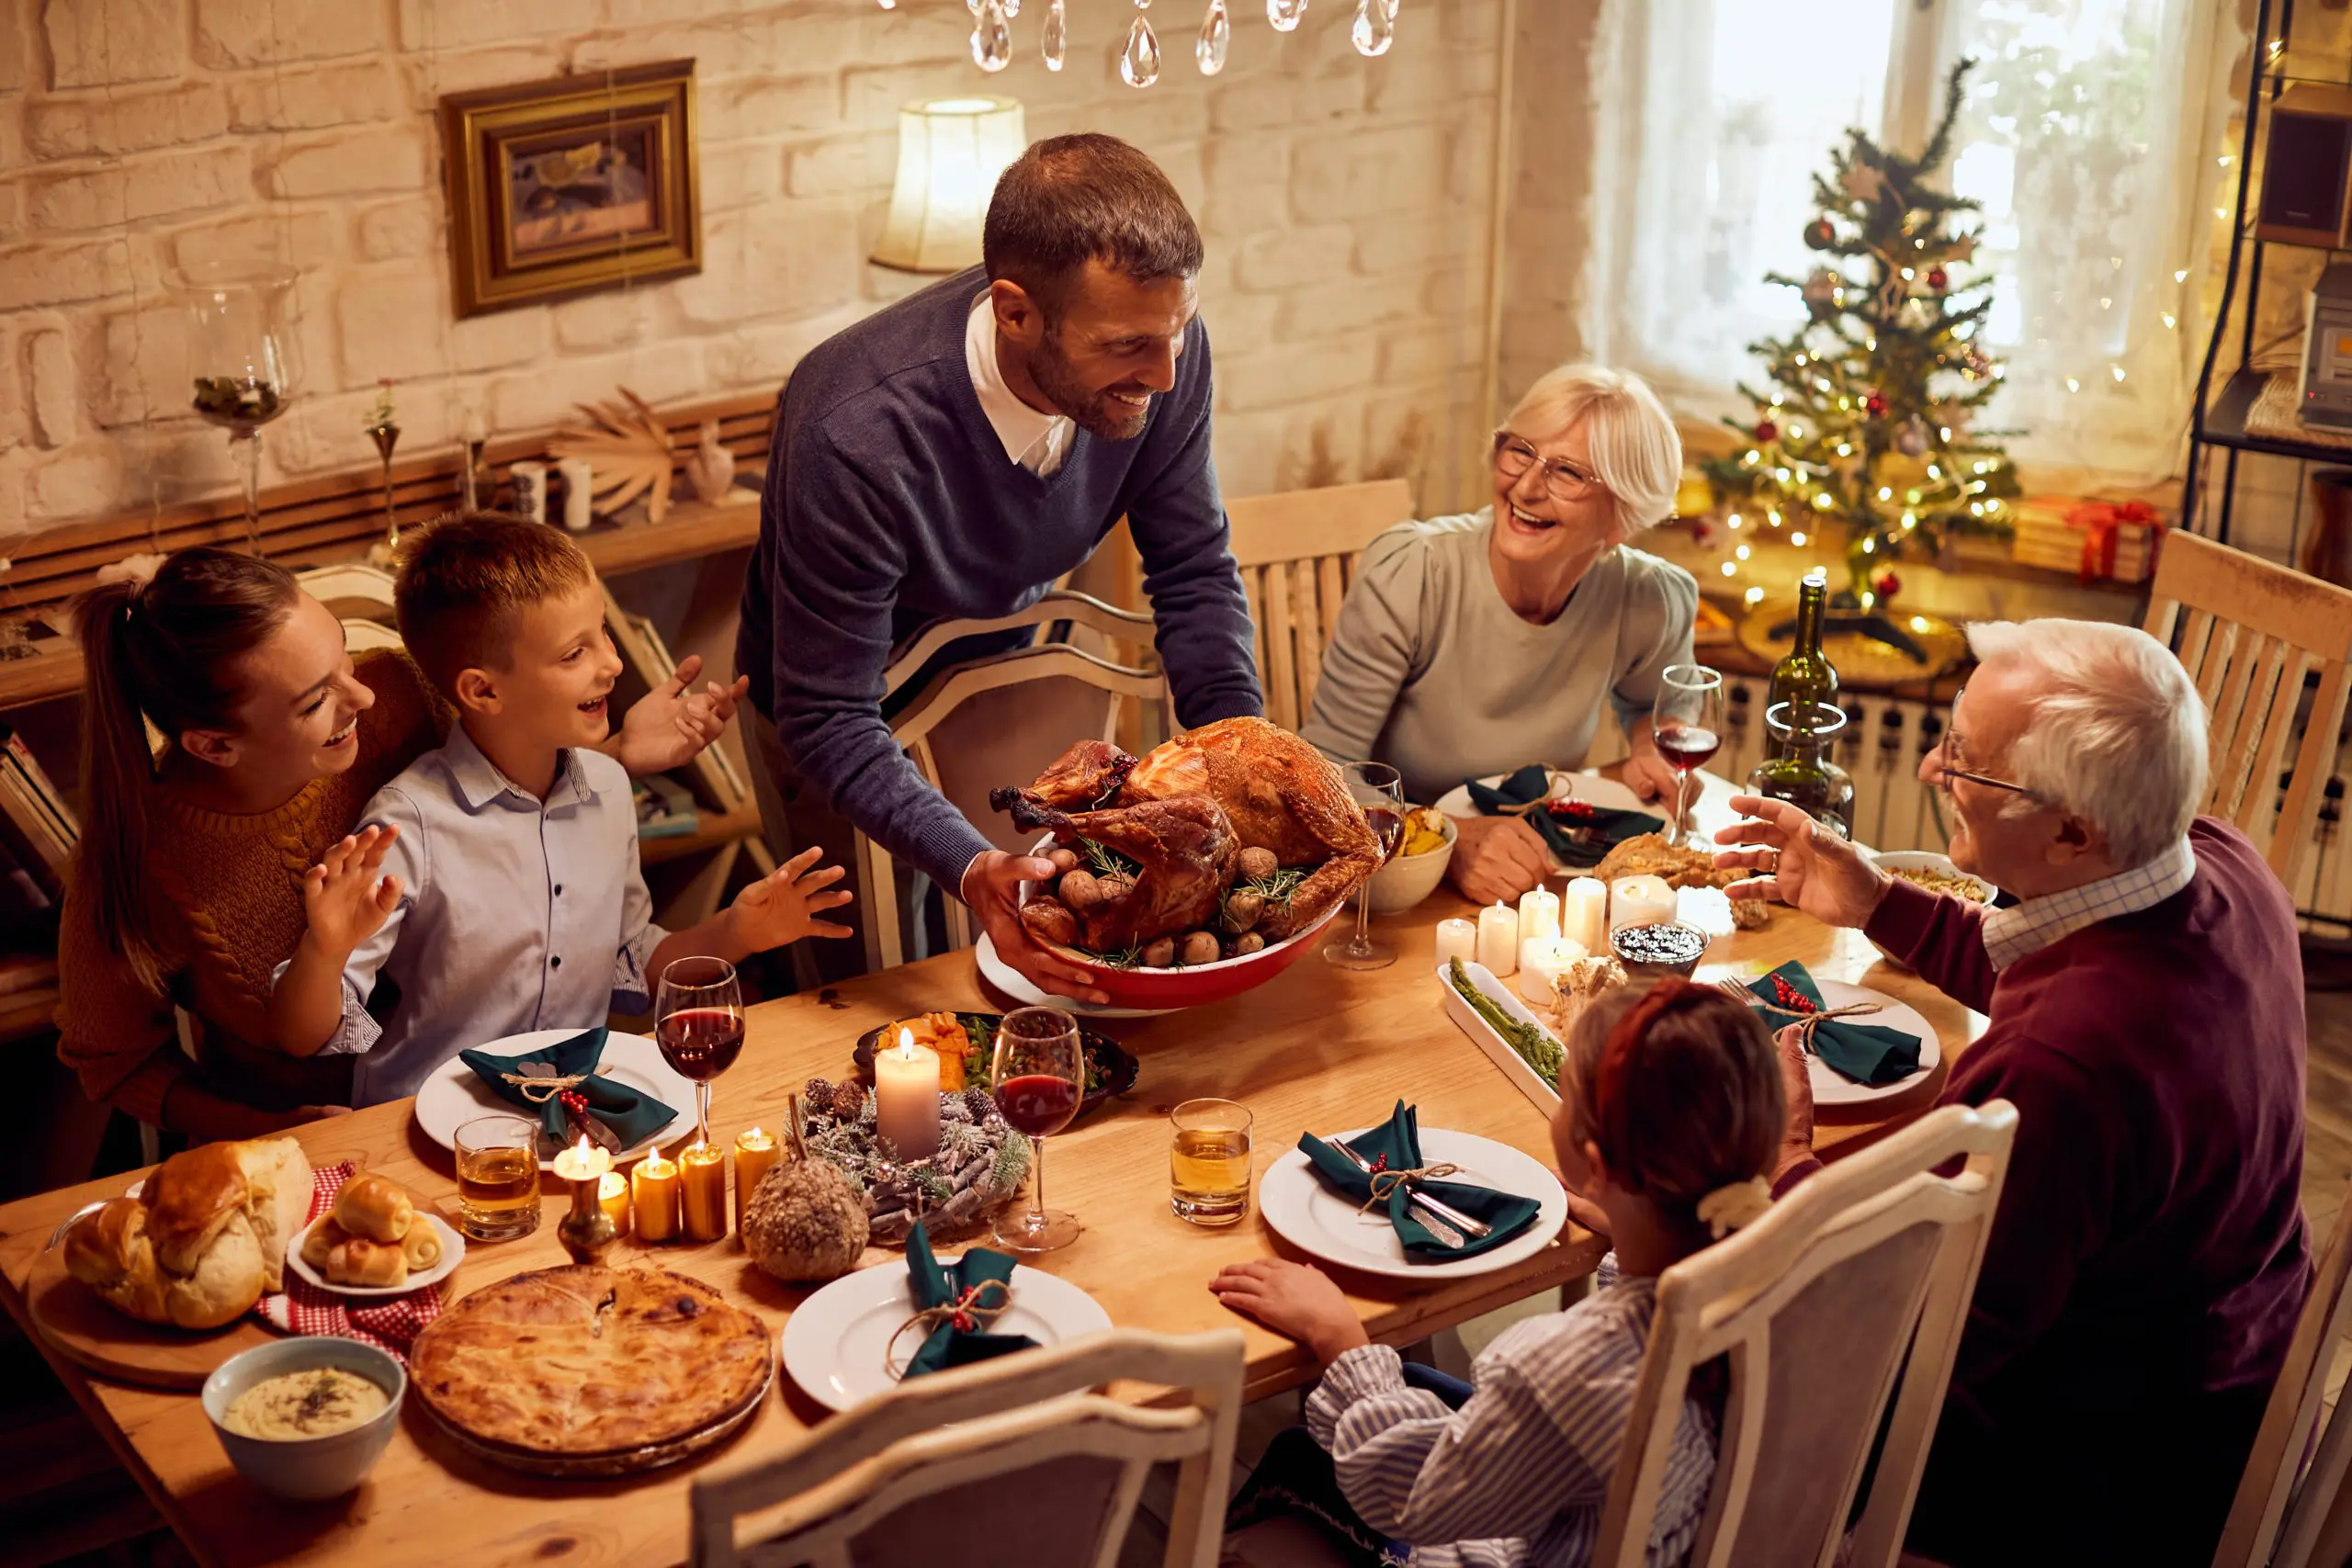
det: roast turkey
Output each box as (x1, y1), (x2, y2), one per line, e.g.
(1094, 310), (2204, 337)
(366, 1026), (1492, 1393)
(989, 790), (1238, 953)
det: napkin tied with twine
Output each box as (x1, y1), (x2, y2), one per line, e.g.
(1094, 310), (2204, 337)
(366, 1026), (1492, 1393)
(459, 1025), (678, 1153)
(896, 1222), (1038, 1380)
(1741, 962), (1922, 1087)
(1298, 1100), (1542, 1260)
(1464, 765), (1663, 868)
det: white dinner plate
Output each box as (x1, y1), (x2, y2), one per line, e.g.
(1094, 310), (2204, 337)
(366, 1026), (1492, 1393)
(1775, 977), (1941, 1108)
(974, 933), (1173, 1020)
(285, 1213), (465, 1299)
(782, 1256), (1114, 1412)
(411, 1030), (689, 1171)
(1259, 1125), (1567, 1281)
(1433, 772), (1652, 874)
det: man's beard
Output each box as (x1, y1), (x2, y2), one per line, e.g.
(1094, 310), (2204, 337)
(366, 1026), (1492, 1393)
(1029, 327), (1152, 442)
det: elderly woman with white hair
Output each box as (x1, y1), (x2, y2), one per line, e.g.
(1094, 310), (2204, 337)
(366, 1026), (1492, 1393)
(1300, 364), (1694, 905)
(1715, 617), (2312, 1568)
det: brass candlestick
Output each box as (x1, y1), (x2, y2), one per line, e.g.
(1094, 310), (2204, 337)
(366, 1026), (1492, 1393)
(365, 380), (401, 567)
(558, 1170), (620, 1265)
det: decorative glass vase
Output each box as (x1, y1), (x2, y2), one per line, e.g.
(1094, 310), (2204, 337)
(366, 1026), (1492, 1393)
(177, 263), (297, 556)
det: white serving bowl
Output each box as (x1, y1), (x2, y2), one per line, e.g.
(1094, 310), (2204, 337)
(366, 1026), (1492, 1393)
(1868, 851), (1998, 967)
(1368, 812), (1458, 915)
(202, 1337), (405, 1500)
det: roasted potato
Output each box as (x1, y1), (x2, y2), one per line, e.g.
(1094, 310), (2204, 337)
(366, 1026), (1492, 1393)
(1223, 888), (1265, 933)
(1232, 931), (1266, 955)
(1140, 935), (1177, 969)
(1180, 931), (1222, 967)
(1237, 846), (1279, 881)
(1046, 847), (1080, 874)
(1057, 868), (1106, 911)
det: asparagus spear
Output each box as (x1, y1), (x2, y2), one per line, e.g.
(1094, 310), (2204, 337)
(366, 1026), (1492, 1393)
(1449, 957), (1564, 1088)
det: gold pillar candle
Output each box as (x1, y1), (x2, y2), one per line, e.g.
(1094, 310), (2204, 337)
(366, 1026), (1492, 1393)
(632, 1151), (682, 1242)
(733, 1127), (780, 1238)
(680, 1141), (729, 1242)
(598, 1171), (632, 1237)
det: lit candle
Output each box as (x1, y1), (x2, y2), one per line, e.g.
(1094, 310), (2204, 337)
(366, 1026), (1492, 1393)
(1434, 917), (1477, 967)
(1516, 886), (1561, 948)
(1563, 877), (1608, 953)
(874, 1028), (942, 1162)
(1517, 935), (1589, 1008)
(1610, 874), (1678, 932)
(550, 1134), (612, 1185)
(679, 1142), (728, 1242)
(733, 1126), (780, 1238)
(1476, 900), (1520, 976)
(598, 1170), (631, 1237)
(632, 1151), (681, 1242)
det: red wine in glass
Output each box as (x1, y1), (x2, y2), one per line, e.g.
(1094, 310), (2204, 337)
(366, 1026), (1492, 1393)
(1654, 722), (1722, 773)
(996, 1074), (1080, 1137)
(655, 1008), (745, 1082)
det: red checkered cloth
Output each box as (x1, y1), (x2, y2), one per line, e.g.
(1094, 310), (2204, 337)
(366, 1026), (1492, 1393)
(253, 1161), (444, 1363)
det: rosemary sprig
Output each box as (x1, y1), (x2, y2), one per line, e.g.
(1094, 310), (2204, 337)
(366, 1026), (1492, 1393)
(1095, 941), (1147, 970)
(1076, 837), (1141, 880)
(1240, 865), (1309, 906)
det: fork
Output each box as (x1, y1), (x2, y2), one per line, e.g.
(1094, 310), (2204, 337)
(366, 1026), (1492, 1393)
(1325, 1139), (1487, 1246)
(44, 1200), (107, 1250)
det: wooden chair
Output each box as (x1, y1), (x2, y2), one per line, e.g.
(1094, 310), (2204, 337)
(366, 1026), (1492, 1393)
(295, 561), (398, 621)
(1224, 479), (1415, 732)
(2143, 530), (2352, 893)
(1595, 1100), (2018, 1568)
(2209, 1181), (2352, 1568)
(688, 1328), (1245, 1568)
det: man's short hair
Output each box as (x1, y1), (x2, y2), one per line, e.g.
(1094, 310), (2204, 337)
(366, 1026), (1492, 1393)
(982, 133), (1204, 321)
(393, 513), (594, 697)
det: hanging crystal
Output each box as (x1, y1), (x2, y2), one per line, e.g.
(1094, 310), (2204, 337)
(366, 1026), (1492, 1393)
(971, 0), (1012, 71)
(1042, 0), (1068, 69)
(1002, 0), (1020, 15)
(1351, 0), (1393, 55)
(1195, 0), (1230, 73)
(1267, 0), (1306, 32)
(1122, 6), (1162, 86)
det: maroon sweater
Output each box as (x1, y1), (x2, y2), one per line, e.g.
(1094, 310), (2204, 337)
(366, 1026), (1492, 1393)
(1860, 818), (2311, 1429)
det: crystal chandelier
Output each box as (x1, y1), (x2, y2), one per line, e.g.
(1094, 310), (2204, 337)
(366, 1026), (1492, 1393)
(906, 0), (1397, 81)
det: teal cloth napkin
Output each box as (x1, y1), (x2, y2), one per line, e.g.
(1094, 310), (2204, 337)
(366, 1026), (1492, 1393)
(1464, 765), (1664, 868)
(902, 1222), (1038, 1379)
(1742, 962), (1922, 1087)
(458, 1026), (680, 1151)
(1298, 1100), (1542, 1260)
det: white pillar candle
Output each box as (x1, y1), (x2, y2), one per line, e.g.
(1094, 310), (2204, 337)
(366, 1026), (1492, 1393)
(1563, 877), (1608, 953)
(1516, 935), (1589, 1007)
(1434, 917), (1477, 968)
(874, 1028), (941, 1162)
(1515, 886), (1561, 949)
(558, 457), (594, 532)
(1476, 901), (1520, 976)
(1609, 874), (1679, 932)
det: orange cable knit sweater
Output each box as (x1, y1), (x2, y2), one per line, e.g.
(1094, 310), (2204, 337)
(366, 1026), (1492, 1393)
(56, 650), (441, 1125)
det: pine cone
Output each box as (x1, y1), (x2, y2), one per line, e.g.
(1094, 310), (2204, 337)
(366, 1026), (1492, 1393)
(962, 1086), (994, 1122)
(831, 1081), (869, 1121)
(803, 1077), (836, 1111)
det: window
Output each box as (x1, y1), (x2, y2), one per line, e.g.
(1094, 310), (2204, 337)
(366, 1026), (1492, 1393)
(1590, 0), (2244, 480)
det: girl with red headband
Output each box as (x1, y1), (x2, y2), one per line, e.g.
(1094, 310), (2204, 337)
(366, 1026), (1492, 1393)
(1216, 980), (1785, 1567)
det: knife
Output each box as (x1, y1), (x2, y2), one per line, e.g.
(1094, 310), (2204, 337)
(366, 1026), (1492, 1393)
(1326, 1139), (1490, 1246)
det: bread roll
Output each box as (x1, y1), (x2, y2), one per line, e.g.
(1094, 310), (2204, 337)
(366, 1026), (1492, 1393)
(400, 1222), (442, 1271)
(333, 1175), (414, 1244)
(325, 1235), (408, 1288)
(300, 1218), (348, 1271)
(60, 1137), (313, 1330)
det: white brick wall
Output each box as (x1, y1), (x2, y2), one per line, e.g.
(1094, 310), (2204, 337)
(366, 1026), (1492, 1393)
(0, 0), (1508, 531)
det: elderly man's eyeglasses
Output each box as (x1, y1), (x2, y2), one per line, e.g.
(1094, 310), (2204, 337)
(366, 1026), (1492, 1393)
(1930, 690), (2039, 799)
(1491, 429), (1600, 502)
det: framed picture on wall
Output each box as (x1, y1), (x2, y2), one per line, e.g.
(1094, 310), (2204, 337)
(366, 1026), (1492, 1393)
(438, 60), (701, 317)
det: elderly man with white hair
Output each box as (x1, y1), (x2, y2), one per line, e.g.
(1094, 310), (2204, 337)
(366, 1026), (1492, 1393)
(1718, 617), (2311, 1566)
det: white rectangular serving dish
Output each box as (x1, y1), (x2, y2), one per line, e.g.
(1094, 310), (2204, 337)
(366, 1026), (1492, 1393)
(1436, 961), (1563, 1113)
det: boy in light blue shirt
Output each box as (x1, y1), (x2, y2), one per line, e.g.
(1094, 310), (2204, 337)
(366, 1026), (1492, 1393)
(271, 514), (854, 1106)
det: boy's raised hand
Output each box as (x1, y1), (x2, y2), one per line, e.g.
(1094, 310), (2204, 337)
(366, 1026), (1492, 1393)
(609, 653), (751, 776)
(300, 826), (404, 960)
(727, 845), (855, 953)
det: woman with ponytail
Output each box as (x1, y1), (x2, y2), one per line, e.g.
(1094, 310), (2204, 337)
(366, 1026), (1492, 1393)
(61, 540), (745, 1142)
(1213, 982), (1786, 1567)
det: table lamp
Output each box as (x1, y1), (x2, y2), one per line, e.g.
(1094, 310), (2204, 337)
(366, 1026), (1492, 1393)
(871, 96), (1027, 274)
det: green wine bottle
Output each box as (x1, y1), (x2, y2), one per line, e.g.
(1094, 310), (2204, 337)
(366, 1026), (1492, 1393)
(1766, 570), (1840, 759)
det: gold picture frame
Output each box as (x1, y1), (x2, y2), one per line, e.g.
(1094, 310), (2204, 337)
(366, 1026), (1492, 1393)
(439, 61), (701, 318)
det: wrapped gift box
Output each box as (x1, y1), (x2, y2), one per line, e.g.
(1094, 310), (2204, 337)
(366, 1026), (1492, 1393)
(2009, 495), (2165, 584)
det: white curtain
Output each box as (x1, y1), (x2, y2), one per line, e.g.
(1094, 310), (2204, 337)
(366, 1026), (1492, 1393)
(1590, 0), (2245, 484)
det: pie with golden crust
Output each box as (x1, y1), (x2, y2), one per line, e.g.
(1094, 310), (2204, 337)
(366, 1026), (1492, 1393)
(411, 1267), (770, 1457)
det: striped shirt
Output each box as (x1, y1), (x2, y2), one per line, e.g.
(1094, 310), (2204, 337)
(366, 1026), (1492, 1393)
(1979, 834), (2197, 971)
(1306, 1269), (1715, 1567)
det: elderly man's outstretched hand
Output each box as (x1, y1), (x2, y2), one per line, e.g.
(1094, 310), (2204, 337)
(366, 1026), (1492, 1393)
(1711, 795), (1891, 931)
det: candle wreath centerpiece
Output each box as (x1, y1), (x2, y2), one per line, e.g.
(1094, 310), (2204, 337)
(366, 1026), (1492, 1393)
(791, 1077), (1031, 1246)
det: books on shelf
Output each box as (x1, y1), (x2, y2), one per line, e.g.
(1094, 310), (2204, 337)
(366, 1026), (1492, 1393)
(635, 774), (700, 840)
(0, 724), (75, 897)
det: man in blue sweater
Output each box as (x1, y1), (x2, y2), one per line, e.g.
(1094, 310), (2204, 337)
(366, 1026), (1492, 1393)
(738, 134), (1262, 998)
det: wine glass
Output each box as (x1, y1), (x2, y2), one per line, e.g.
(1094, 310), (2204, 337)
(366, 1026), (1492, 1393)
(991, 1005), (1085, 1254)
(1651, 664), (1725, 848)
(1323, 761), (1406, 971)
(655, 955), (745, 1151)
(176, 262), (296, 556)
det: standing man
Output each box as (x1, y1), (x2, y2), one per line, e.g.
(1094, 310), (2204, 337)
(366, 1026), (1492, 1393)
(739, 134), (1262, 1001)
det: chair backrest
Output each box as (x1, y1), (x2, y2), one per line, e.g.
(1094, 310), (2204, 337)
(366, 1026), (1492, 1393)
(1223, 479), (1416, 731)
(2211, 1179), (2352, 1568)
(1594, 1101), (2018, 1568)
(863, 639), (1169, 969)
(2143, 530), (2352, 893)
(689, 1328), (1245, 1568)
(340, 618), (403, 653)
(881, 591), (1159, 700)
(296, 561), (398, 619)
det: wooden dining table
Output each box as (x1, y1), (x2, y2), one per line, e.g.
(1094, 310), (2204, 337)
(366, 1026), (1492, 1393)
(0, 786), (1984, 1568)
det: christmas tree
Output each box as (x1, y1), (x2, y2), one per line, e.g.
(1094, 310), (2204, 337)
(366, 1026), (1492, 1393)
(1703, 57), (2021, 600)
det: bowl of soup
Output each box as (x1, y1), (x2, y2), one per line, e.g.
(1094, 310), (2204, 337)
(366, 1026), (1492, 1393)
(202, 1337), (404, 1499)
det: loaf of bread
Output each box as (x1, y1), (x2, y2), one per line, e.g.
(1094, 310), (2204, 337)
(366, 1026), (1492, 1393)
(332, 1174), (414, 1244)
(63, 1138), (313, 1330)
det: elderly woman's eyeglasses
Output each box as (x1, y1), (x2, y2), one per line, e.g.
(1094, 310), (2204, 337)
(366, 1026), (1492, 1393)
(1491, 429), (1600, 502)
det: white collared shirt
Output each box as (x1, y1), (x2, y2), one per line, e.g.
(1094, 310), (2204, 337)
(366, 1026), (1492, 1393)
(1979, 834), (2199, 971)
(965, 293), (1074, 477)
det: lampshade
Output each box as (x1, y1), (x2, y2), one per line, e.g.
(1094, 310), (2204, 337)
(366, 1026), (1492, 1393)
(871, 96), (1027, 274)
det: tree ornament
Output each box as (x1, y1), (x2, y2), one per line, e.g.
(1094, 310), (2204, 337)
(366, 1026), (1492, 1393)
(1894, 418), (1928, 457)
(1754, 419), (1779, 444)
(1863, 390), (1888, 418)
(1840, 162), (1885, 203)
(1950, 232), (1978, 263)
(1803, 217), (1837, 251)
(1872, 570), (1902, 603)
(1802, 267), (1840, 316)
(1926, 264), (1949, 291)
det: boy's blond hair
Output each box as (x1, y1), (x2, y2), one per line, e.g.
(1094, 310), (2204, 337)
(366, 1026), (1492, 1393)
(393, 513), (594, 697)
